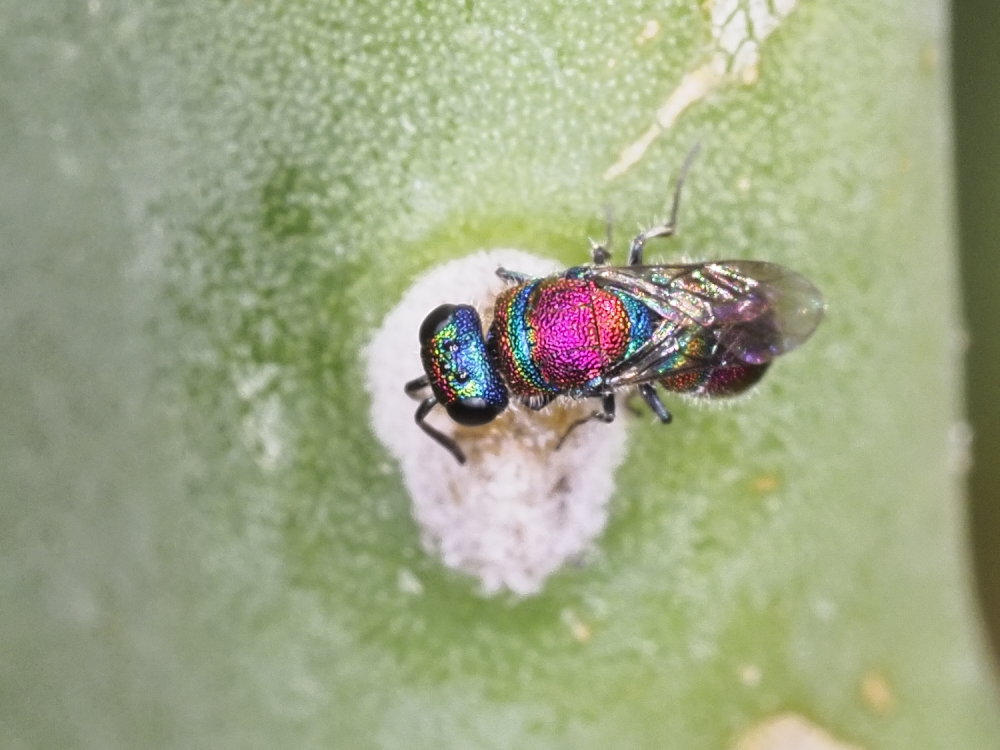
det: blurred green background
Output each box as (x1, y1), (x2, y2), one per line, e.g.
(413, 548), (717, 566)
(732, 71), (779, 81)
(3, 0), (1000, 747)
(955, 0), (1000, 668)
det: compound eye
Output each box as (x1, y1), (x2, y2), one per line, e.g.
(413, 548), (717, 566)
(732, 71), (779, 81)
(446, 397), (503, 426)
(419, 304), (458, 343)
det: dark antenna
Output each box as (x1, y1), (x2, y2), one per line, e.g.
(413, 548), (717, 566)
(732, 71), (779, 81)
(405, 376), (467, 464)
(413, 398), (467, 464)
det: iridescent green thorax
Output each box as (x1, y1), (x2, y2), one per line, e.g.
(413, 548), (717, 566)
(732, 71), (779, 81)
(488, 273), (655, 398)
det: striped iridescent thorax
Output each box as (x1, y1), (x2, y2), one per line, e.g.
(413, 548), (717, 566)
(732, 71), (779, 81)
(419, 304), (508, 418)
(488, 273), (654, 398)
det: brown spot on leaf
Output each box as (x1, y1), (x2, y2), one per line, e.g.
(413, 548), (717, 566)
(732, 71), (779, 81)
(860, 670), (895, 715)
(751, 473), (781, 494)
(560, 608), (592, 644)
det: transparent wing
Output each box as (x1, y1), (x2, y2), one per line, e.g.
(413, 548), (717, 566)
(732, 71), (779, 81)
(589, 260), (824, 386)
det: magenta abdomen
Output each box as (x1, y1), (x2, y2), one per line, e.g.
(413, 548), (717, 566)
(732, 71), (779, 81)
(531, 279), (632, 387)
(491, 277), (637, 397)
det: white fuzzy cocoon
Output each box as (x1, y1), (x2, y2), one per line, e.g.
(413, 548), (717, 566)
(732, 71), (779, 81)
(365, 250), (630, 596)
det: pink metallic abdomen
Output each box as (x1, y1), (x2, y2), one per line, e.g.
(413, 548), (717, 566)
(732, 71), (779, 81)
(529, 278), (631, 389)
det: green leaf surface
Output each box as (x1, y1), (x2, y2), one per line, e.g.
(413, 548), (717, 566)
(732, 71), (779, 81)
(3, 1), (998, 748)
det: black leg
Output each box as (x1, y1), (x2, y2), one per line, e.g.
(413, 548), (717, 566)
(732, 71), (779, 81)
(639, 383), (672, 423)
(589, 205), (614, 264)
(628, 143), (701, 265)
(414, 396), (466, 464)
(405, 374), (429, 396)
(556, 393), (616, 450)
(496, 267), (530, 284)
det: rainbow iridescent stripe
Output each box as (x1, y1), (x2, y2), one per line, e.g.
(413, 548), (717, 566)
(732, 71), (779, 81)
(488, 273), (654, 398)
